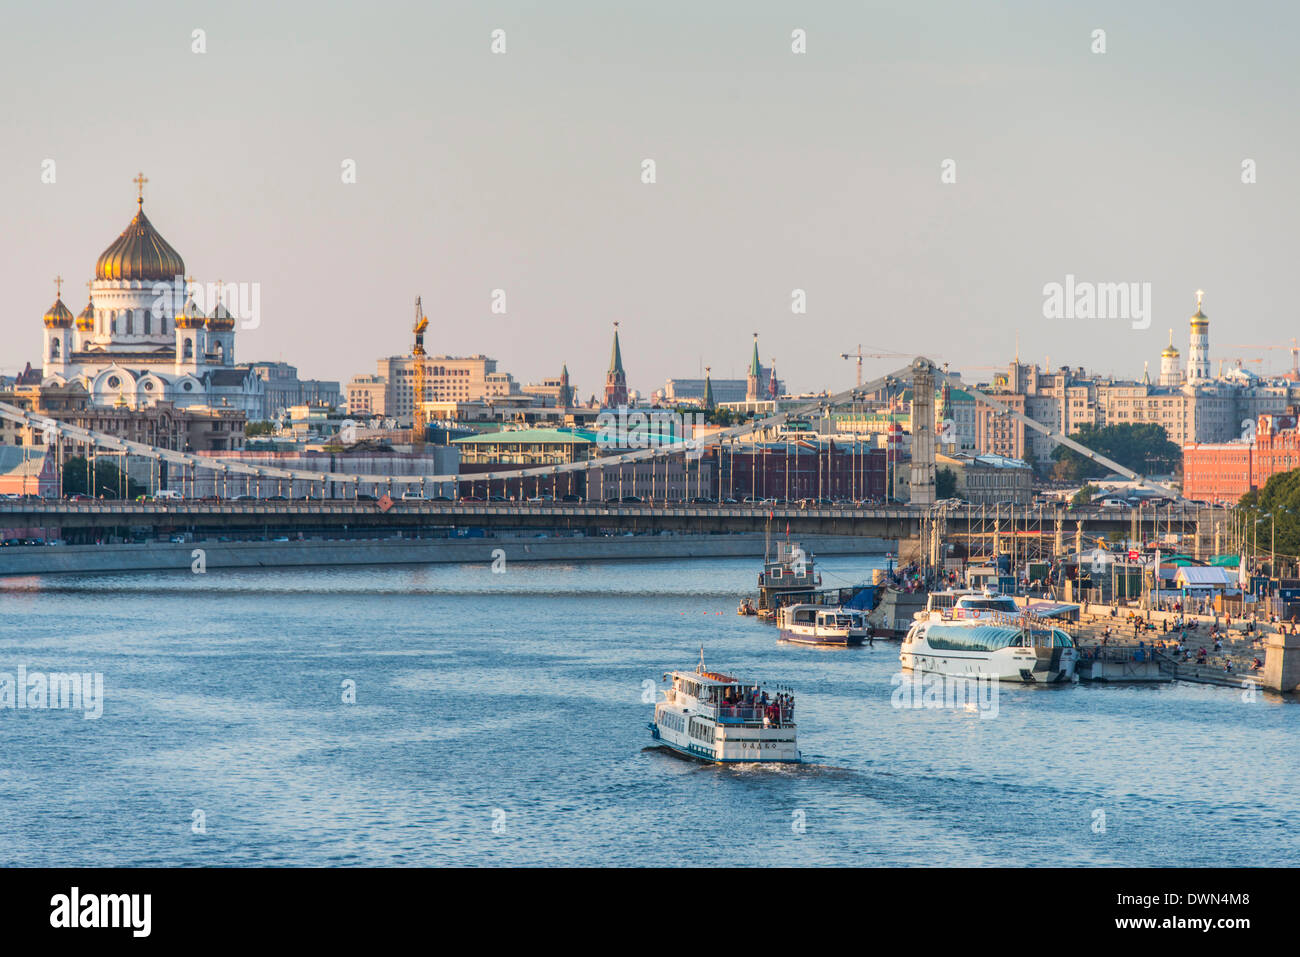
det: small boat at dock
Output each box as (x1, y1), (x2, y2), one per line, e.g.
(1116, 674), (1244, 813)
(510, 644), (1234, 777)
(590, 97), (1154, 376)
(776, 603), (870, 646)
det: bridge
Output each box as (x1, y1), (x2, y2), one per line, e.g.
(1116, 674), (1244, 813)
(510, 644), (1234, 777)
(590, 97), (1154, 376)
(0, 356), (1212, 555)
(0, 497), (1208, 544)
(0, 358), (1181, 497)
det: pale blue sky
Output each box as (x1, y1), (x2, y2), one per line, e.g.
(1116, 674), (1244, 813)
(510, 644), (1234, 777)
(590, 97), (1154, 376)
(3, 1), (1297, 394)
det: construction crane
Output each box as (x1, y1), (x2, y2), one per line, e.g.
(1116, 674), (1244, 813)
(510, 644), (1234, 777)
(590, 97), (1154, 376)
(412, 297), (429, 438)
(1220, 339), (1299, 376)
(840, 345), (910, 388)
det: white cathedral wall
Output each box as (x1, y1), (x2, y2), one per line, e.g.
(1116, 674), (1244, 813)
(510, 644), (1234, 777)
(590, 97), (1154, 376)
(90, 276), (185, 345)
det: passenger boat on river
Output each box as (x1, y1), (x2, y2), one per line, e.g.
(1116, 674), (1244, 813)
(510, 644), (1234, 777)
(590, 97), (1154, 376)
(648, 653), (800, 763)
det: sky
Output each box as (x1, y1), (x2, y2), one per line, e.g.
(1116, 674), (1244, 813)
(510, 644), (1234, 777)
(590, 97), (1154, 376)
(3, 0), (1298, 397)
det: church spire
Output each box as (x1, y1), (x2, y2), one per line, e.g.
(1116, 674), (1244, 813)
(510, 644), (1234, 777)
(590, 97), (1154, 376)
(604, 322), (628, 407)
(608, 322), (624, 375)
(745, 333), (762, 402)
(703, 366), (715, 411)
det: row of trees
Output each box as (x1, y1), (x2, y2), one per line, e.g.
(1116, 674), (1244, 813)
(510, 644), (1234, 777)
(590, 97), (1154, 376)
(60, 456), (148, 499)
(1238, 471), (1300, 563)
(1049, 423), (1181, 483)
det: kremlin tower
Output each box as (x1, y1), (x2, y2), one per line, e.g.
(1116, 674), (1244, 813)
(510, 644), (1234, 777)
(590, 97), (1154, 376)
(604, 322), (628, 407)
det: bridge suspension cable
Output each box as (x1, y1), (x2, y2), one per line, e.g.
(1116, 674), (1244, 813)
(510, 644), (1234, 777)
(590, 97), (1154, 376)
(0, 359), (1184, 500)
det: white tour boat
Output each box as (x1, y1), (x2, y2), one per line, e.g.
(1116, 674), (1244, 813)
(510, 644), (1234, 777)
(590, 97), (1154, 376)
(917, 588), (1021, 620)
(901, 609), (1077, 683)
(776, 604), (870, 646)
(649, 654), (800, 763)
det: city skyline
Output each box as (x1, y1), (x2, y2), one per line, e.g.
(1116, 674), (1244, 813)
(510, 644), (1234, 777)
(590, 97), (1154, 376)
(6, 2), (1300, 393)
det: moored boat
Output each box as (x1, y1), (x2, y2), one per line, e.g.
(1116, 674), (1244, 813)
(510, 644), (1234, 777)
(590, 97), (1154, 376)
(776, 603), (869, 646)
(900, 610), (1077, 683)
(648, 654), (800, 763)
(755, 541), (820, 619)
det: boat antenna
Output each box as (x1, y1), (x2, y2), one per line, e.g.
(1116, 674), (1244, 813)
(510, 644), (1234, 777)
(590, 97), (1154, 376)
(698, 646), (705, 673)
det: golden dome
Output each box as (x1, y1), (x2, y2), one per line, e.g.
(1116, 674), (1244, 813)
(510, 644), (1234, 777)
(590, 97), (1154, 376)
(43, 297), (74, 328)
(94, 199), (185, 282)
(76, 297), (95, 332)
(1162, 344), (1180, 358)
(206, 300), (235, 331)
(175, 295), (205, 329)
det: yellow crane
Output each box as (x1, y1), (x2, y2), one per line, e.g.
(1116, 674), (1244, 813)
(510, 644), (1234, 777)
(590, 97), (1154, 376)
(1220, 338), (1299, 376)
(412, 297), (429, 437)
(839, 345), (909, 388)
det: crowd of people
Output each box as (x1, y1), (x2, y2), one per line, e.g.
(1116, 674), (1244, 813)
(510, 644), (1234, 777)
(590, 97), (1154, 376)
(717, 687), (794, 725)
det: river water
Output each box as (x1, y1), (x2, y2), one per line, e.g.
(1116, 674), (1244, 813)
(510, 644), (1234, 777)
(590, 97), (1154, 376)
(1, 554), (1295, 866)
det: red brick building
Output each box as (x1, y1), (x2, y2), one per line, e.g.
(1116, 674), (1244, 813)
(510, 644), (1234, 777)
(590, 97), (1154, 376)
(715, 442), (886, 502)
(1183, 410), (1300, 504)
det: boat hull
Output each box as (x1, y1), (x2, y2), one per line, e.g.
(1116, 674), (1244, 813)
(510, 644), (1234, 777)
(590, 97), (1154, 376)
(900, 646), (1075, 683)
(778, 626), (864, 647)
(650, 712), (800, 764)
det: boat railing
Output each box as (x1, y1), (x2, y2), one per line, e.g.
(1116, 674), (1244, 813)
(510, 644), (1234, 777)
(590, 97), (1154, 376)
(708, 703), (794, 726)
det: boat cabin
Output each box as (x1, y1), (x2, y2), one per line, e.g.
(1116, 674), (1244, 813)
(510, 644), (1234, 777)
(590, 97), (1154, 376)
(663, 668), (794, 727)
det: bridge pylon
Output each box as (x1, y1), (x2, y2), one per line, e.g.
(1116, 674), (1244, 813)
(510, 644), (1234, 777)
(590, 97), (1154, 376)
(909, 358), (936, 506)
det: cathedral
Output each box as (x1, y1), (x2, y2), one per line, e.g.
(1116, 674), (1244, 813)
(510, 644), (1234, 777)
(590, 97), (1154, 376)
(39, 176), (262, 415)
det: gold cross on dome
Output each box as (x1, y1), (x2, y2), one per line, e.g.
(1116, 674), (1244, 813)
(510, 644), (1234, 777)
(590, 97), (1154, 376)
(1196, 289), (1205, 308)
(54, 275), (63, 298)
(133, 172), (148, 202)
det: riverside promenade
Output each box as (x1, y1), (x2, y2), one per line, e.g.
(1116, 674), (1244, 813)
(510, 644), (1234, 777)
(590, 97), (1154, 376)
(1047, 601), (1295, 692)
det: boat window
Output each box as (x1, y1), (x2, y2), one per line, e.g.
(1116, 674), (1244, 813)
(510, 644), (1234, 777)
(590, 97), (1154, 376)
(960, 599), (1017, 611)
(926, 624), (1026, 653)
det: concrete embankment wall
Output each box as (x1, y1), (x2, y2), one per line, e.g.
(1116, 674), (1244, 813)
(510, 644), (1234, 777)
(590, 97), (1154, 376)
(0, 533), (891, 577)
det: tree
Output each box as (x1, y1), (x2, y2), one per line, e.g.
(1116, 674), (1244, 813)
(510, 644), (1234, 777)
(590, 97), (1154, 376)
(1072, 482), (1100, 506)
(1238, 469), (1300, 568)
(1050, 423), (1180, 483)
(245, 420), (276, 437)
(62, 456), (147, 499)
(936, 467), (957, 499)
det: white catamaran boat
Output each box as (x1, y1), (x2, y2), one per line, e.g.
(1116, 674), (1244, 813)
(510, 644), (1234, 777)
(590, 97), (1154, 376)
(649, 655), (800, 763)
(776, 604), (870, 646)
(901, 610), (1077, 683)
